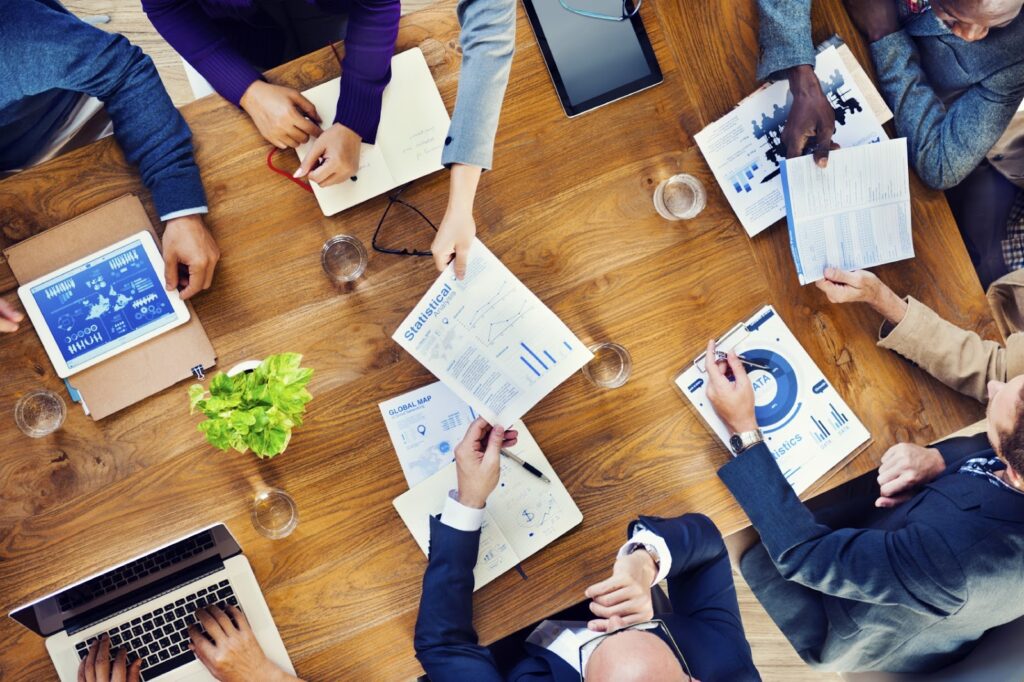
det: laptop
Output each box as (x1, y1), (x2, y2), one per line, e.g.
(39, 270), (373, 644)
(9, 524), (295, 681)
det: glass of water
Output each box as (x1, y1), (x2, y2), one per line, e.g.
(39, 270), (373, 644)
(582, 343), (633, 389)
(321, 235), (367, 283)
(15, 389), (66, 438)
(654, 174), (707, 221)
(251, 488), (298, 539)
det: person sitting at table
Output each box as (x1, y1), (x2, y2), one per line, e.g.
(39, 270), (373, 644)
(413, 416), (761, 681)
(704, 314), (1024, 674)
(77, 605), (303, 682)
(0, 0), (221, 309)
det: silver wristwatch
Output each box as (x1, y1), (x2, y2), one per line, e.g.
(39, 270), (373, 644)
(729, 428), (764, 455)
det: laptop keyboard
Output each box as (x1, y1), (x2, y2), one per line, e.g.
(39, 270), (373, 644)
(75, 579), (238, 681)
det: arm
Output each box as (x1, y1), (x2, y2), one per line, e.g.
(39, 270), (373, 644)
(755, 0), (815, 81)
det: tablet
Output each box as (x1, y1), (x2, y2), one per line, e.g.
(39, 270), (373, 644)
(17, 231), (190, 378)
(522, 0), (662, 117)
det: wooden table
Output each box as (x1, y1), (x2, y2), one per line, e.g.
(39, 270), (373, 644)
(0, 0), (995, 679)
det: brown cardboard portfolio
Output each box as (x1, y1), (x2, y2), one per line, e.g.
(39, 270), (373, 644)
(3, 195), (216, 419)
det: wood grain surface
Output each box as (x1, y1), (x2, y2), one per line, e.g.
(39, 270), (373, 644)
(0, 0), (993, 680)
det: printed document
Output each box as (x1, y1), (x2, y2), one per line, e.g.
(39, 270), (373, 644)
(694, 45), (889, 237)
(782, 138), (913, 285)
(392, 240), (593, 425)
(393, 423), (583, 590)
(296, 47), (450, 216)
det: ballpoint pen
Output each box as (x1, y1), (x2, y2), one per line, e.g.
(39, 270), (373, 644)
(500, 449), (551, 484)
(714, 350), (770, 371)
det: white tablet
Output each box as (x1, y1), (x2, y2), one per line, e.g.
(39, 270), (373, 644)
(17, 231), (190, 378)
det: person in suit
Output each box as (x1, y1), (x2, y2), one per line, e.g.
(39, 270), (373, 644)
(702, 275), (1024, 674)
(413, 417), (760, 681)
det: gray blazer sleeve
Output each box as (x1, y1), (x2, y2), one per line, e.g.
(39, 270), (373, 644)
(756, 0), (816, 81)
(441, 0), (516, 170)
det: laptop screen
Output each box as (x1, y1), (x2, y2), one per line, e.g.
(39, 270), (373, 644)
(9, 524), (241, 637)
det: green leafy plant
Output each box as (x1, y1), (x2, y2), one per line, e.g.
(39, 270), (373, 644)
(188, 353), (314, 459)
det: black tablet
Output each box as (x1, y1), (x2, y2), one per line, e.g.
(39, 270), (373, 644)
(522, 0), (663, 117)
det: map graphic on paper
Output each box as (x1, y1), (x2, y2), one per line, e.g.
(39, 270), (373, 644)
(676, 305), (870, 494)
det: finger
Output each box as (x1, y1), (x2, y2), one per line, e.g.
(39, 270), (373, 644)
(293, 116), (322, 141)
(812, 129), (835, 167)
(704, 339), (727, 385)
(227, 605), (253, 634)
(206, 604), (236, 632)
(111, 648), (127, 682)
(482, 423), (505, 462)
(0, 297), (24, 322)
(127, 658), (142, 682)
(282, 130), (304, 149)
(0, 318), (18, 332)
(432, 241), (451, 272)
(823, 267), (856, 285)
(296, 138), (327, 177)
(307, 160), (334, 185)
(725, 352), (750, 384)
(178, 263), (207, 300)
(292, 92), (321, 124)
(875, 493), (912, 508)
(188, 629), (216, 669)
(462, 416), (490, 447)
(880, 443), (901, 464)
(78, 651), (87, 682)
(588, 618), (612, 632)
(584, 575), (626, 600)
(196, 607), (226, 643)
(453, 244), (469, 280)
(84, 639), (99, 682)
(163, 251), (179, 292)
(606, 615), (627, 633)
(876, 463), (902, 486)
(590, 585), (635, 607)
(784, 129), (811, 159)
(96, 635), (111, 680)
(879, 472), (914, 497)
(203, 251), (218, 290)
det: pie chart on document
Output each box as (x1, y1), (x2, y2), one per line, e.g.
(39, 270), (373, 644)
(740, 347), (801, 434)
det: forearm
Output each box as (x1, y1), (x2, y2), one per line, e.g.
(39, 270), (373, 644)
(447, 164), (482, 213)
(334, 0), (400, 142)
(755, 0), (814, 81)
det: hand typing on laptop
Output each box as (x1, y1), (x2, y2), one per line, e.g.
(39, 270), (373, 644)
(79, 634), (141, 682)
(188, 605), (303, 682)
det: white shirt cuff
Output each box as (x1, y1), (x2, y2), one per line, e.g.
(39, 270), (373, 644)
(160, 206), (209, 221)
(617, 526), (672, 586)
(440, 491), (485, 532)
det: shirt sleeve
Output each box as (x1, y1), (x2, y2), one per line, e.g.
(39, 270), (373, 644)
(440, 492), (486, 532)
(616, 526), (672, 586)
(755, 0), (815, 81)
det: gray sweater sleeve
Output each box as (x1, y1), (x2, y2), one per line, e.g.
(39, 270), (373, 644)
(756, 0), (816, 81)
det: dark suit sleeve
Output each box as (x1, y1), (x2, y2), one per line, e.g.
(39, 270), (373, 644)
(718, 444), (967, 615)
(413, 516), (502, 682)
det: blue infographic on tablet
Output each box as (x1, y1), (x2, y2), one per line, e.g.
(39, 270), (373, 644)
(28, 238), (177, 370)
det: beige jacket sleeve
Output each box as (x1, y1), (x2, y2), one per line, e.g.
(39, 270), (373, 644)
(877, 296), (1024, 403)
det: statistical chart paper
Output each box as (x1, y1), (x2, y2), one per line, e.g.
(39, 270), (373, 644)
(393, 240), (593, 426)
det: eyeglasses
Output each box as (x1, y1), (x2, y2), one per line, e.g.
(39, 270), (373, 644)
(578, 619), (691, 680)
(558, 0), (641, 22)
(371, 182), (437, 257)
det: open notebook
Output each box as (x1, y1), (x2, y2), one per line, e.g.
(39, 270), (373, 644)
(296, 47), (451, 216)
(394, 424), (583, 591)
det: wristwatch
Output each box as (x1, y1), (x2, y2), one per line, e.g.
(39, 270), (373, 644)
(729, 429), (764, 455)
(627, 542), (661, 570)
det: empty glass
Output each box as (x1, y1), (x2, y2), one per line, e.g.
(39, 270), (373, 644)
(654, 174), (706, 221)
(321, 235), (367, 283)
(251, 488), (298, 539)
(582, 343), (632, 389)
(15, 389), (66, 437)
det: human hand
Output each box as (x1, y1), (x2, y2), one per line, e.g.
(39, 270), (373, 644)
(785, 65), (837, 167)
(163, 215), (221, 300)
(293, 123), (361, 187)
(431, 164), (482, 279)
(0, 297), (24, 333)
(875, 443), (945, 508)
(454, 416), (519, 509)
(843, 0), (901, 42)
(189, 605), (299, 682)
(239, 80), (322, 149)
(704, 339), (758, 434)
(584, 550), (657, 632)
(816, 268), (908, 324)
(77, 634), (141, 682)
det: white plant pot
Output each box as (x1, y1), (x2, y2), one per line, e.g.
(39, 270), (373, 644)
(227, 359), (262, 377)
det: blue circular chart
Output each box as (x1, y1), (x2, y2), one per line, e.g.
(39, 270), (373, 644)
(741, 348), (799, 427)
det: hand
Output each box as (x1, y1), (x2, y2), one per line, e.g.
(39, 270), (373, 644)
(843, 0), (901, 43)
(239, 80), (322, 149)
(454, 416), (518, 509)
(816, 268), (908, 324)
(189, 606), (299, 682)
(431, 164), (483, 279)
(875, 443), (945, 508)
(78, 634), (141, 682)
(785, 65), (837, 167)
(293, 123), (361, 187)
(163, 215), (220, 300)
(584, 550), (657, 632)
(704, 339), (758, 434)
(0, 297), (24, 332)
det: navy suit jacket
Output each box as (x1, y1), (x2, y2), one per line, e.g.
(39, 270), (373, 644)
(413, 513), (760, 681)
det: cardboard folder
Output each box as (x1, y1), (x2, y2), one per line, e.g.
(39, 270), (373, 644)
(3, 195), (216, 420)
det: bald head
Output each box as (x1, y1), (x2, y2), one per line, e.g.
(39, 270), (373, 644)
(585, 630), (689, 682)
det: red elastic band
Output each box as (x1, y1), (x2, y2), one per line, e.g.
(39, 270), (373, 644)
(266, 147), (313, 193)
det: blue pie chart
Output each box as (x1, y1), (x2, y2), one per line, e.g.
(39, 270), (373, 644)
(740, 348), (799, 427)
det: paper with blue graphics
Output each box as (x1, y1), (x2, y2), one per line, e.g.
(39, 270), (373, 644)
(379, 381), (478, 487)
(676, 305), (870, 495)
(393, 423), (583, 591)
(393, 239), (593, 426)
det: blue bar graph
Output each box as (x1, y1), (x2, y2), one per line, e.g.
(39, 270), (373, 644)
(520, 356), (540, 377)
(810, 415), (831, 444)
(563, 341), (572, 351)
(521, 342), (548, 370)
(829, 403), (849, 430)
(729, 161), (760, 194)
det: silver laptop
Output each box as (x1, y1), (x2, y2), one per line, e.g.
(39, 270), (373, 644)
(9, 524), (294, 681)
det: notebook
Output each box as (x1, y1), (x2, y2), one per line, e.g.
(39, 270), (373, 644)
(393, 423), (583, 590)
(295, 47), (451, 216)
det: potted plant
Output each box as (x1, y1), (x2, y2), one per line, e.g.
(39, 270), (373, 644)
(188, 353), (314, 459)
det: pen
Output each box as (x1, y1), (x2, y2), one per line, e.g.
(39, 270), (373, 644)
(500, 449), (551, 484)
(714, 350), (770, 371)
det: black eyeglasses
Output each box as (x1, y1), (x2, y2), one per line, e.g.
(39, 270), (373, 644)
(558, 0), (641, 22)
(371, 182), (437, 257)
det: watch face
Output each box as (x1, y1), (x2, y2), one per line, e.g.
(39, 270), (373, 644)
(729, 434), (743, 453)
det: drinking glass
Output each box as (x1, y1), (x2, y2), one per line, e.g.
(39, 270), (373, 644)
(582, 343), (632, 388)
(321, 235), (368, 283)
(251, 488), (298, 539)
(15, 389), (66, 438)
(654, 174), (707, 221)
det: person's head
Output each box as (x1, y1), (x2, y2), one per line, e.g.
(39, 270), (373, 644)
(930, 0), (1023, 41)
(985, 375), (1024, 489)
(585, 629), (693, 682)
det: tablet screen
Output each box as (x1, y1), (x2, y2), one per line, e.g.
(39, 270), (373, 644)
(28, 238), (178, 370)
(524, 0), (661, 114)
